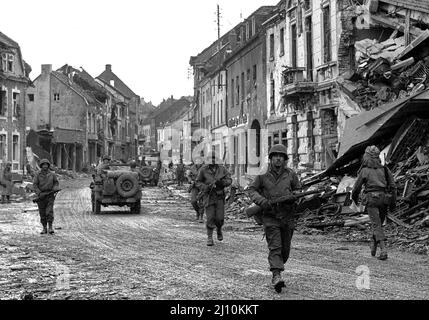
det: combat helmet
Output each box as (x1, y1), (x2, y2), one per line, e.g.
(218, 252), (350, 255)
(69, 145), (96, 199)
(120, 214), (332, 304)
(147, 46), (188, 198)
(268, 144), (288, 160)
(39, 159), (51, 167)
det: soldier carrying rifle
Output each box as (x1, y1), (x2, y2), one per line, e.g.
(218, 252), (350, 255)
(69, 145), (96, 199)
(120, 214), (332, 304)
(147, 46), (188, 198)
(33, 159), (60, 235)
(248, 144), (301, 293)
(188, 157), (204, 222)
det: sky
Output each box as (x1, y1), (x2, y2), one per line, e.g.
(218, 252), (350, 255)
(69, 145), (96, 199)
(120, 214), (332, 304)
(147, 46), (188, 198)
(0, 0), (275, 105)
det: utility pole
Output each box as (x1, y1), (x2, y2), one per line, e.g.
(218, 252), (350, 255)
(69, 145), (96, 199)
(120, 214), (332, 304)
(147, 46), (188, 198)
(217, 4), (221, 52)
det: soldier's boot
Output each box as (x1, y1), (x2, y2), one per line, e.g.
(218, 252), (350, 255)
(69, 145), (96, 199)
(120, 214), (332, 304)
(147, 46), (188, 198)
(216, 228), (223, 241)
(40, 224), (48, 235)
(370, 235), (378, 257)
(48, 222), (55, 235)
(271, 270), (285, 293)
(378, 240), (388, 260)
(207, 228), (214, 246)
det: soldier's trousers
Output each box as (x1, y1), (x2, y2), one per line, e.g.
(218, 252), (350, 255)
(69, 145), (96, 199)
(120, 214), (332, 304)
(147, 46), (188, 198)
(205, 199), (224, 229)
(37, 195), (55, 225)
(190, 187), (202, 215)
(365, 192), (388, 242)
(264, 219), (294, 272)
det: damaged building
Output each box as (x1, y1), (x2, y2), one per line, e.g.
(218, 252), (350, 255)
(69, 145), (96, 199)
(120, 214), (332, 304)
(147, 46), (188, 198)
(0, 31), (31, 173)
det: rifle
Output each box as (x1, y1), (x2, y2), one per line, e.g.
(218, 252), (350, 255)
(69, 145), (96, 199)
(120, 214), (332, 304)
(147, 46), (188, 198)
(246, 188), (328, 219)
(33, 189), (62, 203)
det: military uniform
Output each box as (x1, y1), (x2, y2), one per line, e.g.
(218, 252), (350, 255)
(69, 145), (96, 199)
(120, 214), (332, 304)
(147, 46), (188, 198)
(1, 162), (13, 203)
(352, 146), (396, 260)
(248, 165), (301, 272)
(176, 162), (185, 186)
(196, 161), (232, 246)
(189, 163), (204, 221)
(33, 159), (59, 234)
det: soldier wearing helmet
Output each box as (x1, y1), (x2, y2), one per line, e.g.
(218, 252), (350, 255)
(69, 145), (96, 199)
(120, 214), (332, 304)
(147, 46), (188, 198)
(248, 144), (301, 293)
(1, 162), (13, 203)
(97, 155), (111, 174)
(33, 159), (60, 235)
(129, 160), (144, 182)
(352, 145), (397, 261)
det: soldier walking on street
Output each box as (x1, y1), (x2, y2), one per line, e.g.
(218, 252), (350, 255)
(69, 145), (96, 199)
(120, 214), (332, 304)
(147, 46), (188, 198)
(196, 154), (232, 246)
(352, 145), (397, 260)
(33, 159), (60, 235)
(188, 158), (204, 222)
(176, 158), (185, 186)
(248, 144), (301, 293)
(1, 162), (13, 203)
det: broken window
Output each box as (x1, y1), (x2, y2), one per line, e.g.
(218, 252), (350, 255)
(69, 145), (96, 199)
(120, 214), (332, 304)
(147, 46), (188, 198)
(253, 65), (257, 84)
(12, 135), (18, 163)
(268, 136), (272, 151)
(53, 93), (60, 101)
(280, 28), (285, 56)
(0, 90), (6, 116)
(28, 94), (34, 102)
(322, 5), (332, 63)
(273, 131), (280, 145)
(12, 92), (19, 117)
(0, 134), (6, 159)
(270, 34), (275, 60)
(291, 24), (297, 68)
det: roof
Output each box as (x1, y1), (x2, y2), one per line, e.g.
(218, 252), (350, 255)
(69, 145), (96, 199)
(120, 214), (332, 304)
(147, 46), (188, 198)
(51, 71), (97, 106)
(143, 97), (192, 126)
(0, 31), (19, 48)
(97, 67), (138, 99)
(325, 89), (429, 176)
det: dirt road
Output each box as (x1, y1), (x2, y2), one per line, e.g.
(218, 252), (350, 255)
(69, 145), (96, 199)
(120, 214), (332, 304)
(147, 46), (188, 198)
(0, 178), (428, 300)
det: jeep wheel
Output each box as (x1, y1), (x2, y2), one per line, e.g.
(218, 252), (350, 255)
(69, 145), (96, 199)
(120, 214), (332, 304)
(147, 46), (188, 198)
(116, 174), (139, 197)
(131, 201), (141, 214)
(92, 197), (101, 214)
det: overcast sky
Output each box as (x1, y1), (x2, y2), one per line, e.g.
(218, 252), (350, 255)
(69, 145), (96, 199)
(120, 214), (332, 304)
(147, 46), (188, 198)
(0, 0), (274, 105)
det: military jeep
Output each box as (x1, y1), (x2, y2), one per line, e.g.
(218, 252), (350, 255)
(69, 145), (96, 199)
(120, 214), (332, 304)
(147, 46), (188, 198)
(90, 164), (142, 214)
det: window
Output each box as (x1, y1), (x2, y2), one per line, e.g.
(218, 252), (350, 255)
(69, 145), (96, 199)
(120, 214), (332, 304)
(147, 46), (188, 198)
(220, 100), (223, 124)
(236, 76), (240, 105)
(110, 80), (115, 87)
(246, 23), (250, 40)
(305, 16), (313, 81)
(269, 34), (274, 60)
(268, 136), (272, 151)
(280, 28), (285, 56)
(273, 131), (280, 145)
(12, 135), (19, 163)
(7, 54), (13, 72)
(281, 130), (287, 147)
(0, 90), (6, 116)
(251, 17), (256, 37)
(12, 92), (19, 117)
(270, 74), (275, 113)
(1, 54), (7, 72)
(231, 78), (235, 108)
(28, 94), (34, 102)
(0, 134), (6, 160)
(291, 24), (297, 67)
(323, 5), (332, 63)
(253, 65), (257, 83)
(53, 93), (60, 101)
(241, 72), (245, 101)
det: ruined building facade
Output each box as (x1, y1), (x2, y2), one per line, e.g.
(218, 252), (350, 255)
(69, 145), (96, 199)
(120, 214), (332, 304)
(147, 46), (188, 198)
(0, 32), (31, 173)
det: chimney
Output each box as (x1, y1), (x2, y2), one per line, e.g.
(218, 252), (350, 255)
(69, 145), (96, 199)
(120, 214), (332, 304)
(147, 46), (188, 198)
(41, 64), (52, 74)
(106, 64), (112, 72)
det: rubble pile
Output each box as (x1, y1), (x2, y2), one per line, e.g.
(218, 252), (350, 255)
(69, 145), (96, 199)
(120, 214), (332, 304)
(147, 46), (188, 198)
(225, 186), (252, 220)
(339, 30), (429, 111)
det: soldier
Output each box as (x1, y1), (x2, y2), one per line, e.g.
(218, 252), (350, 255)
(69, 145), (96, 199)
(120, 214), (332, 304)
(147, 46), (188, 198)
(188, 158), (204, 222)
(97, 155), (111, 175)
(352, 145), (396, 261)
(248, 144), (301, 293)
(129, 160), (144, 182)
(196, 154), (232, 246)
(33, 159), (60, 235)
(176, 158), (185, 186)
(1, 162), (13, 203)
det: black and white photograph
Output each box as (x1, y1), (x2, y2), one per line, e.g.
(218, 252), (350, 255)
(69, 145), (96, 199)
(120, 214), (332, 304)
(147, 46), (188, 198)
(0, 0), (428, 307)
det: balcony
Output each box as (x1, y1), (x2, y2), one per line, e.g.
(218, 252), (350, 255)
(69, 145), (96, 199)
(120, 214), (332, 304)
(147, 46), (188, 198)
(280, 67), (316, 97)
(87, 132), (98, 141)
(138, 133), (146, 142)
